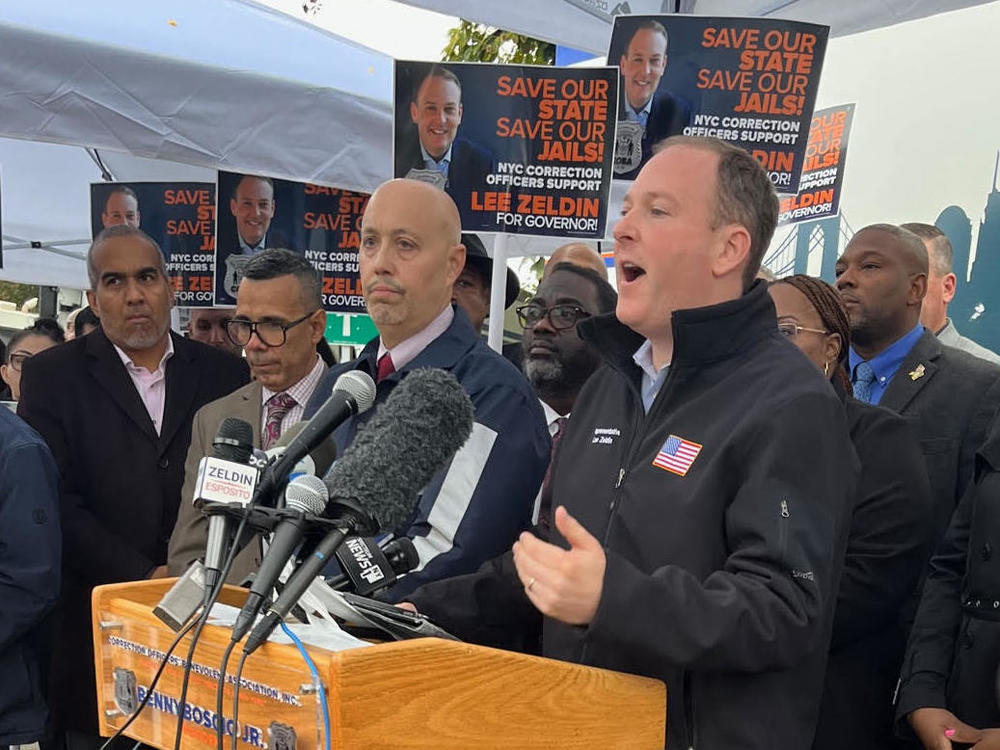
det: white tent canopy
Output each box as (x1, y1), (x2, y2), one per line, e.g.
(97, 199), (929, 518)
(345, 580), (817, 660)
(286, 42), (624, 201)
(0, 0), (992, 296)
(0, 0), (394, 286)
(397, 0), (993, 55)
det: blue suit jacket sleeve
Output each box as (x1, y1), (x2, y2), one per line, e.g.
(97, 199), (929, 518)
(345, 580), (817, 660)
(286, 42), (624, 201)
(384, 382), (550, 601)
(0, 434), (61, 651)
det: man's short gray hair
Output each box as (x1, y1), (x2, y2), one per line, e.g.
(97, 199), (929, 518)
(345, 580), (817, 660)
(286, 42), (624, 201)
(900, 222), (953, 276)
(241, 249), (323, 311)
(87, 225), (167, 289)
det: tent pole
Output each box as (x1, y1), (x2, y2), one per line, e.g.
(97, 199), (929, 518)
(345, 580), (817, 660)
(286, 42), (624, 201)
(487, 233), (509, 353)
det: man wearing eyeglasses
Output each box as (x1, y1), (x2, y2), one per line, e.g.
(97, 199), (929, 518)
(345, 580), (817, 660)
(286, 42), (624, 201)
(16, 225), (250, 748)
(168, 249), (339, 581)
(519, 262), (617, 535)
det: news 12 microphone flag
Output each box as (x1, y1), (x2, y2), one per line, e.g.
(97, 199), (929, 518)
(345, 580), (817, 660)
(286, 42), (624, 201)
(607, 15), (829, 193)
(393, 61), (619, 239)
(89, 182), (217, 307)
(214, 170), (369, 314)
(778, 103), (855, 226)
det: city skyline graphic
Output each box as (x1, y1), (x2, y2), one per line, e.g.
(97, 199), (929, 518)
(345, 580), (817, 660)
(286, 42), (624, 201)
(764, 153), (1000, 354)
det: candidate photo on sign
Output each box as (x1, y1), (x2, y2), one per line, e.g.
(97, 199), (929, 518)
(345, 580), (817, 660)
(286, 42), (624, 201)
(219, 173), (294, 300)
(229, 174), (292, 256)
(101, 185), (141, 229)
(612, 19), (691, 180)
(395, 64), (494, 207)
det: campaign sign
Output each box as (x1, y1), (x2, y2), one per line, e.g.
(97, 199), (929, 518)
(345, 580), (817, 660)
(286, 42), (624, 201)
(214, 171), (368, 314)
(608, 16), (829, 192)
(89, 183), (216, 306)
(778, 103), (855, 225)
(393, 61), (618, 238)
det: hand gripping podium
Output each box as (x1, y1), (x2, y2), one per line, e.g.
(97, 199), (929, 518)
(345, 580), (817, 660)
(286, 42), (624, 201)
(93, 579), (666, 750)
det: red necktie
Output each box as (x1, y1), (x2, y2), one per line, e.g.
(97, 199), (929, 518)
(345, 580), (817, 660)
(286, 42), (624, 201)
(538, 416), (569, 536)
(376, 353), (396, 383)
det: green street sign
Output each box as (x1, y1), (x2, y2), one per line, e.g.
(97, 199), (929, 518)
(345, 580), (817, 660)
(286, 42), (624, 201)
(325, 313), (377, 346)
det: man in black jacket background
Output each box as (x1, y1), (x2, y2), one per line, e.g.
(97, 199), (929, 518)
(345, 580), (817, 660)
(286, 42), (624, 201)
(19, 225), (250, 750)
(405, 136), (858, 749)
(0, 408), (60, 748)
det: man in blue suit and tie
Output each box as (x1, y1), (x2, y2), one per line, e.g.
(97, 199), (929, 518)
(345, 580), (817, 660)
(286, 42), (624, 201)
(613, 20), (691, 181)
(397, 65), (493, 221)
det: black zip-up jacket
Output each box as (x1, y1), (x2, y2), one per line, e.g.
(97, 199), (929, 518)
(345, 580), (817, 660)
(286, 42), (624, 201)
(895, 413), (1000, 731)
(410, 282), (858, 748)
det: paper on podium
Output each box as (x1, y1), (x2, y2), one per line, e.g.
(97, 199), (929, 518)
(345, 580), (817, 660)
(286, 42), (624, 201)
(206, 602), (371, 652)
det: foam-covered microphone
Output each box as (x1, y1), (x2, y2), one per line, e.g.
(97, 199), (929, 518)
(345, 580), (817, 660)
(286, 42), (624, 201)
(327, 536), (420, 595)
(231, 475), (328, 642)
(252, 371), (375, 508)
(324, 368), (474, 530)
(198, 418), (257, 599)
(242, 368), (473, 654)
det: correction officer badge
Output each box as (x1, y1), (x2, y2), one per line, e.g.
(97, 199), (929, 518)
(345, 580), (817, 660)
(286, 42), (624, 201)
(404, 167), (448, 191)
(909, 363), (926, 381)
(268, 721), (297, 750)
(613, 120), (644, 175)
(113, 667), (138, 715)
(224, 253), (254, 298)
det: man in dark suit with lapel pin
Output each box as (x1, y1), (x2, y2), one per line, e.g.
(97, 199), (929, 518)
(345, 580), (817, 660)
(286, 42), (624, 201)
(835, 223), (1000, 550)
(18, 225), (250, 750)
(168, 250), (337, 583)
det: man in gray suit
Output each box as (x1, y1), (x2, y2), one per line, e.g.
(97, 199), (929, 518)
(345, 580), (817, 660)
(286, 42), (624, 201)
(836, 223), (1000, 546)
(168, 250), (336, 582)
(901, 221), (1000, 365)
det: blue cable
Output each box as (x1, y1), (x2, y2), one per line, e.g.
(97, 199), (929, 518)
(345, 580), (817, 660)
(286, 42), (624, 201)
(280, 622), (331, 750)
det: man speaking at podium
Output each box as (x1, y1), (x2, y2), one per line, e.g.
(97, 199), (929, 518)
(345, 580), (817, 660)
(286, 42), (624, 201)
(405, 137), (858, 748)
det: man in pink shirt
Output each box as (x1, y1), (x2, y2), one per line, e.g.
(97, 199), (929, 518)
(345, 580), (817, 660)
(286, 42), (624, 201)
(18, 224), (249, 750)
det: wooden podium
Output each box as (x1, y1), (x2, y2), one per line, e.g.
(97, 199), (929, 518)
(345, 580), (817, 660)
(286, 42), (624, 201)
(93, 580), (666, 750)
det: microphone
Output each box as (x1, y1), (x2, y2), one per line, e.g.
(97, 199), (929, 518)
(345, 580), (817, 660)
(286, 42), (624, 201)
(324, 367), (475, 531)
(252, 371), (375, 508)
(248, 448), (270, 471)
(199, 418), (257, 599)
(327, 536), (420, 595)
(265, 421), (338, 486)
(231, 475), (328, 642)
(242, 368), (474, 654)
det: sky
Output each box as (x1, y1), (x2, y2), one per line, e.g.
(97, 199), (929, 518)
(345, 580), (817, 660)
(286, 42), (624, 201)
(267, 0), (1000, 269)
(813, 1), (1000, 266)
(256, 0), (457, 60)
(254, 0), (1000, 284)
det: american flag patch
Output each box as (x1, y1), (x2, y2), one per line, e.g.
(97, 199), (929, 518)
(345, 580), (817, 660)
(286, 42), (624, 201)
(652, 434), (703, 476)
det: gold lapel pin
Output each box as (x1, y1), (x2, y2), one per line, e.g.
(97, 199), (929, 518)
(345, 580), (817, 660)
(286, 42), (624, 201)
(909, 364), (926, 381)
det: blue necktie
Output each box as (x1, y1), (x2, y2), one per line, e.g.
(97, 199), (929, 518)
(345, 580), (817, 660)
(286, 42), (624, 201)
(853, 361), (877, 403)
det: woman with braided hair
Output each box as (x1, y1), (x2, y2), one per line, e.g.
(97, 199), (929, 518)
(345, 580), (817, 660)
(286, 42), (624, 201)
(768, 274), (934, 749)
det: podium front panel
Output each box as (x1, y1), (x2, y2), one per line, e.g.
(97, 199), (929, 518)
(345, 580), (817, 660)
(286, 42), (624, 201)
(94, 582), (330, 750)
